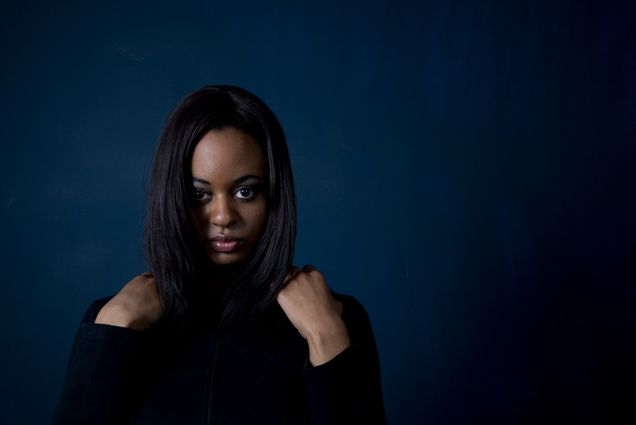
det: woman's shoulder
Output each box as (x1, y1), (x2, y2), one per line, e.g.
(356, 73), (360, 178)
(79, 296), (115, 324)
(331, 292), (379, 351)
(331, 292), (373, 327)
(331, 291), (366, 311)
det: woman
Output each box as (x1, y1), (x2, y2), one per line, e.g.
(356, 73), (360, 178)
(53, 85), (387, 424)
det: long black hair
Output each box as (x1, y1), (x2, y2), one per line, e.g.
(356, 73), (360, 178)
(143, 85), (296, 326)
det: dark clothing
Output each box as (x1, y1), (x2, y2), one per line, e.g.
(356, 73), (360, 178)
(53, 293), (387, 424)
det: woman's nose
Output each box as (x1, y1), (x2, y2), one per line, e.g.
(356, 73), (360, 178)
(209, 195), (237, 227)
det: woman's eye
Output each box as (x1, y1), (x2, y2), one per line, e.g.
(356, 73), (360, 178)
(235, 187), (256, 201)
(192, 188), (210, 203)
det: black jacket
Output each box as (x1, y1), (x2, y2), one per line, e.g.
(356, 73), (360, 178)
(53, 293), (387, 424)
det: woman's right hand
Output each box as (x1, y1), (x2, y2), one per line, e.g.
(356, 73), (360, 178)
(94, 272), (162, 330)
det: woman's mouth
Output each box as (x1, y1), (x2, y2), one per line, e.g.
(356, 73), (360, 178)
(208, 236), (243, 253)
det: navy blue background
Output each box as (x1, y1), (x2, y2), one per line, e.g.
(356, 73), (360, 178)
(1, 1), (634, 423)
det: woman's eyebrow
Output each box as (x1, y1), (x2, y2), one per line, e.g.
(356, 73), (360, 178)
(191, 175), (264, 186)
(234, 175), (265, 185)
(192, 177), (211, 185)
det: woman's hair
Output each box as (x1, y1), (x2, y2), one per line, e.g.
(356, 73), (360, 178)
(143, 85), (296, 326)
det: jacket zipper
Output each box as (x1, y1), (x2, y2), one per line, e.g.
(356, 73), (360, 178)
(205, 328), (222, 425)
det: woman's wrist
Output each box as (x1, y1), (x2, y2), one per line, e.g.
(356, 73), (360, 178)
(306, 317), (351, 366)
(93, 273), (161, 331)
(94, 303), (139, 329)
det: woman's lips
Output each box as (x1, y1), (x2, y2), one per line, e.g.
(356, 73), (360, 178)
(209, 238), (243, 253)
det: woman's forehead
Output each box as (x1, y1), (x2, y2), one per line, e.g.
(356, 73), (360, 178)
(191, 128), (266, 183)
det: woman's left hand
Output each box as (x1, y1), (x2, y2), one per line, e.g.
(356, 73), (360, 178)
(276, 265), (351, 366)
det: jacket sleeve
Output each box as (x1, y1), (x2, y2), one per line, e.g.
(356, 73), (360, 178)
(304, 296), (388, 425)
(52, 298), (148, 425)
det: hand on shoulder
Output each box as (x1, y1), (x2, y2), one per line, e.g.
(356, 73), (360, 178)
(94, 272), (162, 331)
(276, 265), (351, 366)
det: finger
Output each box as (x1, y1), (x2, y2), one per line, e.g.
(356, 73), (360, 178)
(334, 300), (344, 316)
(302, 264), (317, 273)
(284, 265), (301, 283)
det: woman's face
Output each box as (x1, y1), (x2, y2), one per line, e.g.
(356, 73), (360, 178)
(190, 127), (268, 267)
